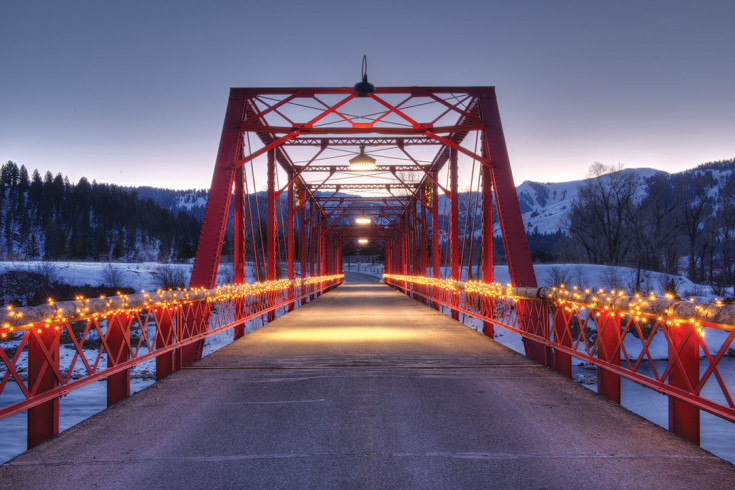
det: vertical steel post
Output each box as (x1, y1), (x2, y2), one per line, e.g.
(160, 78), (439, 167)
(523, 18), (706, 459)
(479, 88), (545, 362)
(267, 149), (276, 281)
(597, 311), (621, 403)
(385, 245), (391, 275)
(316, 215), (322, 278)
(407, 214), (414, 298)
(106, 313), (131, 407)
(450, 148), (459, 320)
(234, 166), (245, 284)
(266, 149), (276, 320)
(232, 166), (246, 337)
(432, 173), (440, 309)
(27, 328), (59, 449)
(478, 89), (535, 286)
(309, 204), (316, 299)
(420, 203), (428, 277)
(481, 163), (494, 337)
(668, 323), (700, 445)
(324, 218), (328, 275)
(287, 171), (295, 311)
(300, 200), (306, 280)
(287, 172), (295, 280)
(420, 202), (428, 303)
(190, 90), (246, 288)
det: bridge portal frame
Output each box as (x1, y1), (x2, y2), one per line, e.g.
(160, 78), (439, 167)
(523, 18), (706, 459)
(189, 85), (545, 361)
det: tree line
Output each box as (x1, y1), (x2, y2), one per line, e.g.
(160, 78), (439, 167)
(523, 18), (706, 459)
(0, 161), (201, 261)
(563, 160), (735, 290)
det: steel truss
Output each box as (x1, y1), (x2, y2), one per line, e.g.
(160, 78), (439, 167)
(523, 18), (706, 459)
(188, 84), (539, 357)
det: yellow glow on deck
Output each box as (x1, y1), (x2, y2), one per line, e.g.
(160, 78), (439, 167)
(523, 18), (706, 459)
(266, 326), (420, 343)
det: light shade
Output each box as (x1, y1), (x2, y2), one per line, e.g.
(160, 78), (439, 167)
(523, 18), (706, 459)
(355, 216), (371, 225)
(358, 238), (369, 245)
(348, 145), (376, 171)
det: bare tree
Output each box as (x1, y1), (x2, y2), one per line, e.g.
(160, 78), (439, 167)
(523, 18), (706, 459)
(677, 173), (712, 281)
(564, 163), (638, 265)
(152, 265), (188, 290)
(547, 265), (571, 287)
(626, 174), (681, 290)
(713, 175), (735, 288)
(100, 263), (127, 288)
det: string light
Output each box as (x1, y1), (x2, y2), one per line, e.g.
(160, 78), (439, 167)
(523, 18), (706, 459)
(0, 274), (343, 336)
(382, 273), (732, 333)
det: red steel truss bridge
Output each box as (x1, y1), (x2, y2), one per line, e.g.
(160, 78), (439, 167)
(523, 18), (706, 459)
(1, 85), (735, 485)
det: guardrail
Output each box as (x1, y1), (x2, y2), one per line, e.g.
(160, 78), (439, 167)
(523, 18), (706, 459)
(0, 274), (343, 449)
(384, 273), (735, 446)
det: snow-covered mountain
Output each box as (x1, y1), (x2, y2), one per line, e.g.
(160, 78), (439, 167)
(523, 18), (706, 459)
(516, 168), (665, 235)
(134, 160), (735, 239)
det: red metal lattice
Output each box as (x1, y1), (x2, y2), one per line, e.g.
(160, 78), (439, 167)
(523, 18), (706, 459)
(385, 274), (735, 445)
(0, 276), (342, 447)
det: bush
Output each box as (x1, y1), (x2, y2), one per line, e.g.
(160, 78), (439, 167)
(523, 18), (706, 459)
(100, 263), (127, 288)
(0, 270), (49, 306)
(152, 265), (188, 290)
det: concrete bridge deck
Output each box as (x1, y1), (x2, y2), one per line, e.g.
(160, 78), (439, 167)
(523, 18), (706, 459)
(1, 282), (734, 488)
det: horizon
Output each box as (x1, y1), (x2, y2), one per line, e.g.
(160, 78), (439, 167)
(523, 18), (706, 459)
(2, 1), (734, 189)
(4, 157), (734, 193)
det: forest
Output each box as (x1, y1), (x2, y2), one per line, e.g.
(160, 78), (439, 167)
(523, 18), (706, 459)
(0, 161), (201, 262)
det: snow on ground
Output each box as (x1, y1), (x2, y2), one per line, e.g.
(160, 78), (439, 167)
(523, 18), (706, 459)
(346, 262), (709, 301)
(423, 263), (713, 301)
(0, 260), (255, 293)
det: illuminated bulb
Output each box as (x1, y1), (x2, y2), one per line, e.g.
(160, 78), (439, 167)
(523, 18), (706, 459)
(348, 145), (377, 171)
(355, 216), (371, 225)
(358, 238), (369, 245)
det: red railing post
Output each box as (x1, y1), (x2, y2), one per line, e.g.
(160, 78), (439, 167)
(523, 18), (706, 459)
(668, 322), (700, 445)
(106, 312), (131, 407)
(180, 300), (208, 368)
(551, 304), (573, 378)
(27, 327), (59, 449)
(155, 306), (178, 380)
(597, 310), (621, 403)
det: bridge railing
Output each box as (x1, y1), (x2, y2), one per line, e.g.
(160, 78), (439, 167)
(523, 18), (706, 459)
(384, 273), (735, 445)
(0, 274), (343, 448)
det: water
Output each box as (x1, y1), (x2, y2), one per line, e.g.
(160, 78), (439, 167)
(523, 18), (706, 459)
(573, 358), (735, 464)
(0, 377), (154, 464)
(0, 314), (268, 464)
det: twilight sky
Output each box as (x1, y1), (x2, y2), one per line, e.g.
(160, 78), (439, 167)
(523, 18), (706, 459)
(1, 0), (733, 189)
